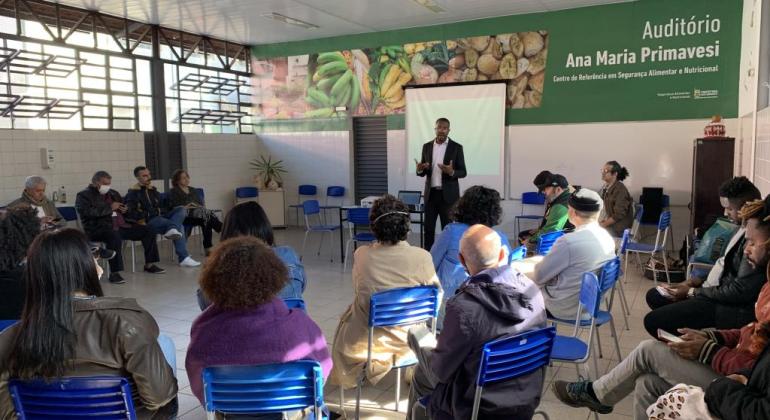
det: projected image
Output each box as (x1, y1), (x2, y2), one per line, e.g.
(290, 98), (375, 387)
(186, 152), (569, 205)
(254, 31), (548, 119)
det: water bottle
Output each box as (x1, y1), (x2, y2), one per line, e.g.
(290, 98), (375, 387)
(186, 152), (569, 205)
(59, 186), (67, 203)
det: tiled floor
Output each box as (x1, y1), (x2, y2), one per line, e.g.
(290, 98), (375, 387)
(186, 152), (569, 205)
(105, 227), (662, 420)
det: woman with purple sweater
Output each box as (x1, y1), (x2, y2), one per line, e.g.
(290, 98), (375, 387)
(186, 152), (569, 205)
(186, 236), (332, 408)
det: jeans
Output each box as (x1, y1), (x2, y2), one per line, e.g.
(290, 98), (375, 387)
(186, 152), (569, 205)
(148, 207), (189, 262)
(157, 334), (177, 377)
(592, 339), (720, 420)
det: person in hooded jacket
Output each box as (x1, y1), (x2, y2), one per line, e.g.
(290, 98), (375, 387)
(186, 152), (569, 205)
(407, 224), (547, 420)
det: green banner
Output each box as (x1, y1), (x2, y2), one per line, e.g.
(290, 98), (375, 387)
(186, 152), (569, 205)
(252, 0), (740, 129)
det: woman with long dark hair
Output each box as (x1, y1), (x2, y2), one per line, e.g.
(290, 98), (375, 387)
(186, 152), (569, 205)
(168, 169), (222, 256)
(0, 228), (177, 418)
(196, 201), (305, 310)
(599, 160), (634, 237)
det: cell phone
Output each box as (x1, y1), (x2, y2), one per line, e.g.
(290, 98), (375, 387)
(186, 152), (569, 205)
(657, 329), (684, 343)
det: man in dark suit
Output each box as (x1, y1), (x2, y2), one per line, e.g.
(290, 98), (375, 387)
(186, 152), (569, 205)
(416, 117), (467, 250)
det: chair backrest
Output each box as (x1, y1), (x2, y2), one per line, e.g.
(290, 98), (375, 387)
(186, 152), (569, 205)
(368, 286), (440, 329)
(0, 320), (17, 333)
(476, 326), (556, 387)
(326, 186), (345, 197)
(630, 204), (644, 239)
(347, 207), (370, 226)
(302, 199), (321, 217)
(510, 245), (527, 262)
(662, 194), (670, 209)
(158, 192), (170, 210)
(298, 185), (317, 196)
(57, 206), (78, 222)
(521, 191), (546, 206)
(597, 257), (621, 295)
(579, 272), (602, 318)
(398, 190), (422, 208)
(202, 360), (323, 418)
(235, 186), (259, 199)
(283, 298), (306, 312)
(618, 229), (631, 255)
(657, 210), (672, 231)
(9, 376), (136, 419)
(195, 188), (205, 204)
(536, 230), (564, 255)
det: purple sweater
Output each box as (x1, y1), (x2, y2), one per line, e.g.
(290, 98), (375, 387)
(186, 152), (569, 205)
(186, 297), (332, 403)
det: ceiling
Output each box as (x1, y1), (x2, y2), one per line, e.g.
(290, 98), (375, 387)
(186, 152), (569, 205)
(53, 0), (634, 45)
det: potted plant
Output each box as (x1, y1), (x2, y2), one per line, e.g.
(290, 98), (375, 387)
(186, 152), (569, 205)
(250, 155), (287, 190)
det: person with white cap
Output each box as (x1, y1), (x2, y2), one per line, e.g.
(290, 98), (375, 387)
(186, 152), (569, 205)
(530, 188), (616, 320)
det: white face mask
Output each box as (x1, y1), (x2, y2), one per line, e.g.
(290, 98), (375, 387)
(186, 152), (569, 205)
(98, 185), (111, 195)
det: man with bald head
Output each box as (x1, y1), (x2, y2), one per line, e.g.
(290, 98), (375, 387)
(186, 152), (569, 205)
(407, 224), (547, 420)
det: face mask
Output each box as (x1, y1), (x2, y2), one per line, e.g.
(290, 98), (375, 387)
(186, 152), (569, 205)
(98, 185), (111, 195)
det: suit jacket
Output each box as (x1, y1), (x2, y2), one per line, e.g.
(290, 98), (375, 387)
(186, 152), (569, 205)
(416, 139), (467, 203)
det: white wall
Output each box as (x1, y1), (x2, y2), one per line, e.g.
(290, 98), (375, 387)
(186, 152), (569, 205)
(387, 118), (739, 243)
(184, 133), (264, 213)
(0, 130), (144, 206)
(257, 131), (353, 211)
(754, 106), (770, 194)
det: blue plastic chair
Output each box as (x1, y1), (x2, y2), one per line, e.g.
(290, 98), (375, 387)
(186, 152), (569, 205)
(347, 286), (440, 418)
(284, 298), (307, 312)
(514, 192), (546, 238)
(57, 205), (78, 223)
(301, 200), (340, 262)
(472, 327), (556, 420)
(289, 185), (318, 225)
(536, 230), (564, 255)
(626, 210), (672, 285)
(203, 360), (326, 419)
(234, 186), (258, 204)
(9, 376), (136, 419)
(0, 320), (17, 333)
(614, 228), (632, 330)
(319, 186), (346, 218)
(550, 272), (602, 382)
(510, 245), (527, 262)
(343, 207), (375, 271)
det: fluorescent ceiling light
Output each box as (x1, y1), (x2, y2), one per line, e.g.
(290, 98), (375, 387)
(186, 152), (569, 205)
(261, 12), (319, 29)
(413, 0), (446, 13)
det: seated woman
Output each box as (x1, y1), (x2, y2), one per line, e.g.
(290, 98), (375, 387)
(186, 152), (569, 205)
(168, 169), (222, 255)
(431, 186), (512, 327)
(0, 206), (40, 320)
(196, 201), (305, 310)
(0, 228), (177, 419)
(186, 236), (332, 407)
(330, 195), (441, 389)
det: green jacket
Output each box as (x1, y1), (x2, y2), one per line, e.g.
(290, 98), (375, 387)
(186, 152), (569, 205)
(529, 189), (572, 244)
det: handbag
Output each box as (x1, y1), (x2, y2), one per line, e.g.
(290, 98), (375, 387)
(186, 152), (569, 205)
(646, 383), (719, 420)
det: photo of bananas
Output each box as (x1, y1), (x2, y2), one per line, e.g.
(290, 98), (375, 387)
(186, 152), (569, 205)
(259, 30), (548, 118)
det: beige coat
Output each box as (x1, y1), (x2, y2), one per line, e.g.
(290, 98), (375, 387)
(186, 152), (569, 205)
(330, 241), (441, 388)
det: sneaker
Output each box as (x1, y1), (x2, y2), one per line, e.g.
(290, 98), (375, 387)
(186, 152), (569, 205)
(143, 264), (166, 274)
(89, 243), (116, 260)
(179, 256), (201, 267)
(163, 228), (182, 240)
(552, 379), (613, 414)
(108, 272), (126, 284)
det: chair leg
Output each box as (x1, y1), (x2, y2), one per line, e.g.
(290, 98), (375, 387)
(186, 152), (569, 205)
(591, 347), (600, 380)
(662, 251), (671, 284)
(339, 386), (345, 412)
(354, 375), (363, 420)
(609, 317), (623, 362)
(651, 252), (658, 286)
(317, 231), (325, 256)
(634, 251), (643, 273)
(130, 241), (136, 273)
(595, 329), (604, 358)
(343, 239), (353, 271)
(395, 367), (401, 412)
(301, 231), (310, 261)
(616, 282), (630, 331)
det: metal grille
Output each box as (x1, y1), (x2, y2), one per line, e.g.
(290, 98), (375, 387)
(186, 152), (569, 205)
(353, 116), (388, 203)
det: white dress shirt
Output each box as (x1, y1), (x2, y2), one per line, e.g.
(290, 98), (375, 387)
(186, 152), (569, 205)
(431, 140), (448, 188)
